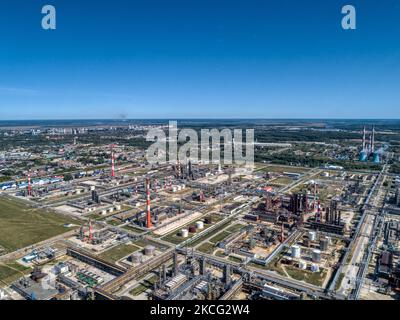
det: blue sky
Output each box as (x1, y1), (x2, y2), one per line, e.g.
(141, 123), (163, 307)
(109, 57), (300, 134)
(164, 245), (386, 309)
(0, 0), (399, 119)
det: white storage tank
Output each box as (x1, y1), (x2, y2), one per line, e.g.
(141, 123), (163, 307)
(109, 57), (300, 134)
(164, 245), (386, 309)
(130, 252), (142, 263)
(299, 260), (307, 270)
(312, 249), (321, 262)
(195, 221), (204, 230)
(308, 231), (316, 242)
(115, 205), (122, 211)
(310, 263), (320, 273)
(144, 245), (156, 256)
(180, 229), (189, 238)
(101, 209), (107, 215)
(291, 245), (301, 258)
(90, 186), (96, 191)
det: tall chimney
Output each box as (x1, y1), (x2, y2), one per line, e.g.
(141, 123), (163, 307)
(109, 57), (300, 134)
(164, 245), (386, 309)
(111, 144), (115, 178)
(146, 177), (153, 228)
(371, 126), (375, 153)
(362, 126), (366, 150)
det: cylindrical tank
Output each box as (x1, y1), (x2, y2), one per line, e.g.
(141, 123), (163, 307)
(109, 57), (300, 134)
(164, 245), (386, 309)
(308, 231), (316, 242)
(320, 238), (329, 251)
(291, 245), (301, 258)
(189, 226), (197, 233)
(359, 151), (367, 162)
(195, 221), (204, 229)
(115, 205), (121, 211)
(299, 260), (307, 270)
(180, 229), (189, 238)
(130, 252), (142, 263)
(144, 245), (156, 256)
(101, 209), (107, 215)
(90, 186), (96, 191)
(310, 263), (319, 273)
(373, 152), (380, 163)
(172, 186), (177, 193)
(312, 249), (321, 262)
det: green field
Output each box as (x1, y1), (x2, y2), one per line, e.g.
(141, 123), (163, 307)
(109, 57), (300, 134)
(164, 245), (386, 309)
(197, 242), (215, 254)
(129, 275), (158, 296)
(209, 231), (231, 244)
(0, 262), (31, 284)
(0, 197), (78, 253)
(99, 243), (141, 263)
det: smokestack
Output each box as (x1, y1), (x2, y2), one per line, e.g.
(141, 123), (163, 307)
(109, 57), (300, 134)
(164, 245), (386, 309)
(371, 126), (375, 153)
(111, 145), (115, 178)
(362, 126), (366, 150)
(146, 177), (153, 228)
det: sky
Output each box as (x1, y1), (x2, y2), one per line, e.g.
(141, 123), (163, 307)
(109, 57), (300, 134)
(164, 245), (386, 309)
(0, 0), (399, 120)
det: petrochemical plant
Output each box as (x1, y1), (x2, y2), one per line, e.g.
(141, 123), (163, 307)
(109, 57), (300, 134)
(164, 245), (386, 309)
(0, 121), (399, 302)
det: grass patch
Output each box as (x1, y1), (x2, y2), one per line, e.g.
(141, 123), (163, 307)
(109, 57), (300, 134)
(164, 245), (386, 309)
(0, 197), (78, 253)
(99, 244), (141, 263)
(209, 231), (231, 244)
(285, 265), (327, 287)
(105, 219), (122, 227)
(129, 275), (158, 296)
(122, 225), (146, 234)
(226, 224), (244, 233)
(197, 242), (215, 254)
(0, 262), (31, 284)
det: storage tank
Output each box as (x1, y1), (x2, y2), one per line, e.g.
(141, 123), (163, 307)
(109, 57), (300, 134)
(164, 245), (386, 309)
(320, 238), (329, 251)
(188, 226), (197, 233)
(195, 221), (204, 230)
(291, 245), (301, 258)
(129, 252), (142, 263)
(101, 209), (107, 215)
(359, 151), (367, 162)
(299, 260), (307, 270)
(180, 229), (189, 238)
(115, 205), (121, 211)
(144, 245), (156, 256)
(308, 231), (316, 242)
(310, 263), (319, 273)
(373, 152), (380, 163)
(312, 249), (321, 262)
(90, 186), (96, 191)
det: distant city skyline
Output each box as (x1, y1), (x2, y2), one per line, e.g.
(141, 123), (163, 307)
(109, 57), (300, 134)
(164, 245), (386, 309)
(1, 0), (400, 120)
